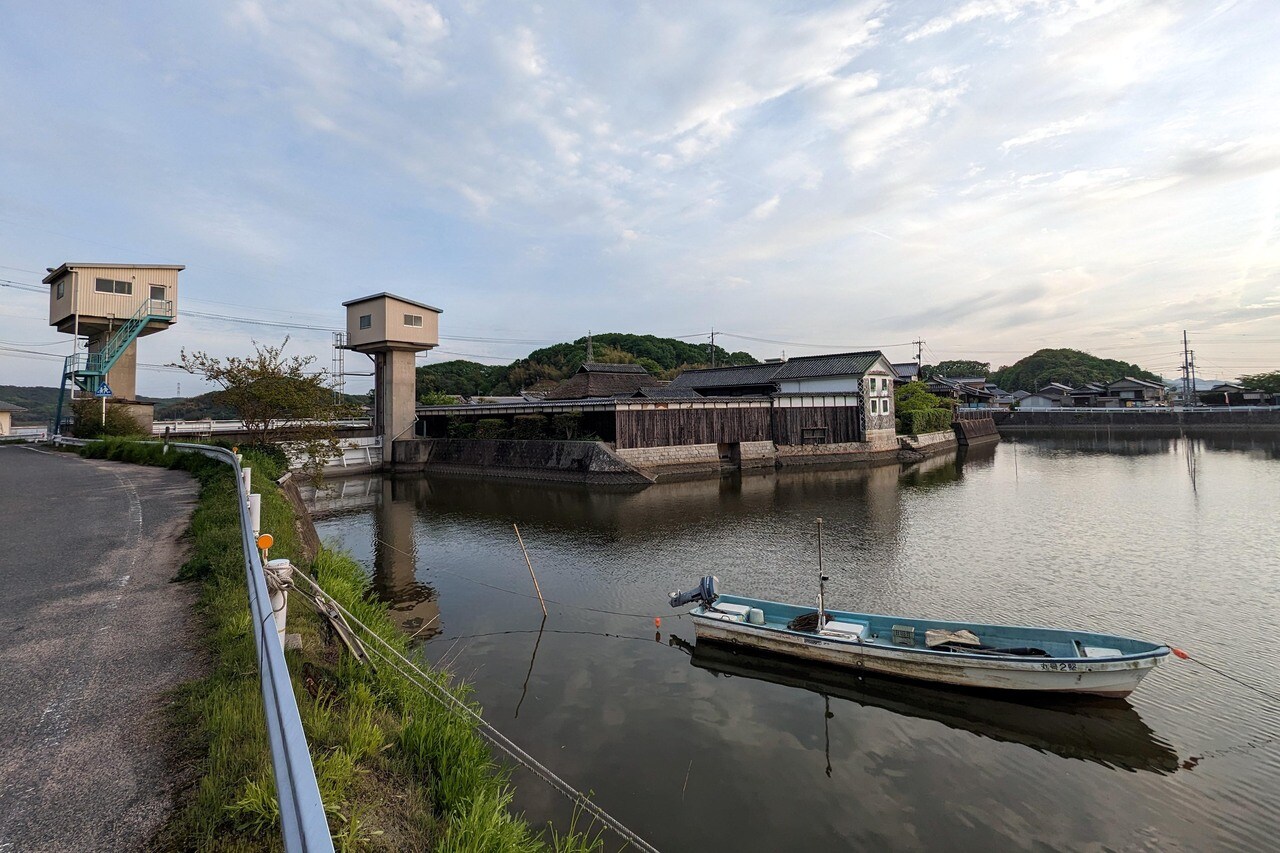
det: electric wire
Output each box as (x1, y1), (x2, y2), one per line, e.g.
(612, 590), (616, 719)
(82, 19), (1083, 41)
(288, 570), (662, 853)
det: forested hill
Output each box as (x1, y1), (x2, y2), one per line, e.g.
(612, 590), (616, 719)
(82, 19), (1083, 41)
(417, 333), (757, 397)
(990, 349), (1163, 392)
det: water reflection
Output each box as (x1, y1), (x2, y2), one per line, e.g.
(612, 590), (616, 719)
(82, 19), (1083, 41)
(682, 638), (1180, 775)
(372, 479), (441, 640)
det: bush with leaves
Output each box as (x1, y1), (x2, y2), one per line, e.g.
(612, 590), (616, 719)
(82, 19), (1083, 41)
(70, 397), (148, 438)
(473, 418), (508, 439)
(511, 414), (547, 439)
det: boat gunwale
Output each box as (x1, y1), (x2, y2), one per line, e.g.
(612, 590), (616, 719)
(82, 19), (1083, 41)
(692, 596), (1170, 667)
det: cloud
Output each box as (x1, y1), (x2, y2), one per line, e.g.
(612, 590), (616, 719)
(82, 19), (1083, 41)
(1000, 114), (1093, 150)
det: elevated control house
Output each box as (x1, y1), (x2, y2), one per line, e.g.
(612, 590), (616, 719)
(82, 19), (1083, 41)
(343, 293), (441, 462)
(45, 262), (184, 432)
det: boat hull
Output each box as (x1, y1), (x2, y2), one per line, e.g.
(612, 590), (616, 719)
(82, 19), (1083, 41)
(692, 616), (1163, 698)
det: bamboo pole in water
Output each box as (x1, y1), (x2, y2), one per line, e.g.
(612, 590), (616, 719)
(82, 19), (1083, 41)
(513, 523), (548, 617)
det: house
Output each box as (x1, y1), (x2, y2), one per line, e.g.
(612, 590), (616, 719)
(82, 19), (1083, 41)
(0, 400), (26, 436)
(1198, 383), (1275, 407)
(1105, 377), (1166, 407)
(544, 362), (664, 400)
(1069, 382), (1108, 407)
(1018, 393), (1061, 409)
(927, 375), (997, 407)
(892, 362), (920, 385)
(665, 362), (786, 396)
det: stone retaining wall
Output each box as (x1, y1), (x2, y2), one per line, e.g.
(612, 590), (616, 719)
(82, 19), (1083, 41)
(898, 430), (958, 455)
(391, 438), (654, 485)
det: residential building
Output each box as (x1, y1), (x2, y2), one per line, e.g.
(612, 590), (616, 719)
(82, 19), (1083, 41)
(0, 400), (25, 436)
(1105, 377), (1166, 407)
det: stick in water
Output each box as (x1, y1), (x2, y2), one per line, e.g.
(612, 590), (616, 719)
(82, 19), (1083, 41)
(513, 523), (548, 617)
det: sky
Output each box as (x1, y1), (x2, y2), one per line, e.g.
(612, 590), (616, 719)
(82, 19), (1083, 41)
(1, 0), (1278, 397)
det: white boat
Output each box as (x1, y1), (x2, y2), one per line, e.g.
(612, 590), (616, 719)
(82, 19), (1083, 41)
(668, 576), (1169, 698)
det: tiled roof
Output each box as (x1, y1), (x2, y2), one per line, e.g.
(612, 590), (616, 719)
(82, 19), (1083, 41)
(579, 362), (649, 374)
(623, 386), (703, 398)
(1109, 376), (1165, 390)
(0, 400), (27, 412)
(545, 369), (662, 400)
(771, 351), (882, 379)
(668, 363), (784, 388)
(891, 362), (920, 379)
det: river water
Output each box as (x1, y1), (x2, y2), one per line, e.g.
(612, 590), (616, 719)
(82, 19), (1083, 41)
(309, 435), (1280, 852)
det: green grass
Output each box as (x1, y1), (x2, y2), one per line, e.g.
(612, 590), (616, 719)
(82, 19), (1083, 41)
(79, 438), (604, 852)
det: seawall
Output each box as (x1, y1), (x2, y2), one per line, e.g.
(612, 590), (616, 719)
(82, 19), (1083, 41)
(994, 409), (1280, 434)
(392, 438), (655, 486)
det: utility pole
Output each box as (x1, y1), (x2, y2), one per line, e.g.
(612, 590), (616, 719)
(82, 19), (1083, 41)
(1189, 349), (1198, 407)
(1181, 330), (1191, 407)
(586, 330), (594, 362)
(709, 328), (717, 368)
(913, 338), (924, 366)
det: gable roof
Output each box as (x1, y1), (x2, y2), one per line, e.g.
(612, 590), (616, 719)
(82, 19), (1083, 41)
(771, 351), (884, 379)
(544, 365), (662, 400)
(625, 386), (702, 399)
(1039, 382), (1073, 394)
(342, 292), (443, 312)
(578, 362), (648, 374)
(668, 363), (784, 389)
(892, 362), (921, 380)
(1108, 376), (1164, 390)
(0, 400), (27, 413)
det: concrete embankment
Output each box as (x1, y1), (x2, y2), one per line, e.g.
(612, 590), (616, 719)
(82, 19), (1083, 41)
(898, 429), (958, 456)
(994, 409), (1280, 434)
(393, 437), (655, 485)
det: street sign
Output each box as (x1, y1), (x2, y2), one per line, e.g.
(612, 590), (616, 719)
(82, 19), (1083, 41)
(94, 382), (112, 398)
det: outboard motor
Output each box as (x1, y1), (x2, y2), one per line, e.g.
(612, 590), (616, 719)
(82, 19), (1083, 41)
(669, 575), (719, 608)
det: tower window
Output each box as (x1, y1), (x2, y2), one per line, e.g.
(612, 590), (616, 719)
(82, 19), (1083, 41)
(359, 314), (372, 330)
(404, 314), (423, 327)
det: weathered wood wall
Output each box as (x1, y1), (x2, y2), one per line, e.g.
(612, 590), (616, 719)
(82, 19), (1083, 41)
(614, 407), (772, 449)
(771, 406), (864, 445)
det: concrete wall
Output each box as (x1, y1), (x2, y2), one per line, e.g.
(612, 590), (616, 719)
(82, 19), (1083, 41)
(614, 440), (777, 474)
(995, 409), (1280, 433)
(392, 438), (654, 485)
(898, 429), (957, 455)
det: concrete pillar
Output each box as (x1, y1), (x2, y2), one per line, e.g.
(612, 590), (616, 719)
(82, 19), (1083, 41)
(86, 336), (138, 400)
(375, 348), (418, 462)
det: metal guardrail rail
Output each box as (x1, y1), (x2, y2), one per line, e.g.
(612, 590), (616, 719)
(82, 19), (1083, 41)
(55, 436), (333, 852)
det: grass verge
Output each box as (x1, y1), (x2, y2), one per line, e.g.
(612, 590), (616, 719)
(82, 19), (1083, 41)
(79, 438), (602, 852)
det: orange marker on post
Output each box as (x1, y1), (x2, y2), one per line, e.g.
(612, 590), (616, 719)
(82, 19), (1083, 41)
(257, 533), (274, 561)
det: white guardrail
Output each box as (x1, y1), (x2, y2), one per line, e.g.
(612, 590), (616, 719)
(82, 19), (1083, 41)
(55, 436), (333, 852)
(152, 419), (372, 436)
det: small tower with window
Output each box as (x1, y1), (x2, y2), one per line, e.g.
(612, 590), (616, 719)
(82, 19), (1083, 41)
(45, 262), (184, 433)
(342, 293), (441, 462)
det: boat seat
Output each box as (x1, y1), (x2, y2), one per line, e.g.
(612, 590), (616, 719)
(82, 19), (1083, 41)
(819, 620), (867, 641)
(1082, 646), (1123, 659)
(703, 602), (752, 623)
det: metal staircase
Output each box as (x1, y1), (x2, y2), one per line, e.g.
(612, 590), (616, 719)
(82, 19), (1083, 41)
(52, 298), (175, 433)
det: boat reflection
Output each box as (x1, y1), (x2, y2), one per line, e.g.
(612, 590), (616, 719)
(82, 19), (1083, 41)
(682, 638), (1180, 775)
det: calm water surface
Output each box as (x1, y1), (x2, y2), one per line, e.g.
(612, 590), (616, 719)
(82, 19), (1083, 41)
(310, 436), (1280, 852)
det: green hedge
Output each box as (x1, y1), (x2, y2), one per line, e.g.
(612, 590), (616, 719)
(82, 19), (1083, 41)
(897, 408), (953, 435)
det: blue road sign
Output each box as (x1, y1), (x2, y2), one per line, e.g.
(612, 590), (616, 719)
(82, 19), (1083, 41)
(94, 382), (112, 398)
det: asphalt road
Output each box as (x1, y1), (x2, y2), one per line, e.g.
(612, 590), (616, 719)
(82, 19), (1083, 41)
(0, 446), (203, 852)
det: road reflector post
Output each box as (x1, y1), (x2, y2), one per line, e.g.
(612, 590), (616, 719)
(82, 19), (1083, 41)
(242, 467), (252, 499)
(249, 493), (262, 538)
(257, 532), (274, 562)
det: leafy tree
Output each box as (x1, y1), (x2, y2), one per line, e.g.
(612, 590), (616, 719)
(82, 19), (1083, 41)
(894, 381), (947, 413)
(991, 349), (1161, 392)
(418, 390), (459, 406)
(70, 397), (148, 438)
(920, 360), (991, 378)
(174, 338), (358, 479)
(1239, 371), (1280, 393)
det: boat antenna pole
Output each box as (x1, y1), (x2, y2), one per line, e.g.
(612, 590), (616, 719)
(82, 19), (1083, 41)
(817, 517), (827, 628)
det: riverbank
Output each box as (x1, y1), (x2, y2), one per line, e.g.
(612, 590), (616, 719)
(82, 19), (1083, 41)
(75, 439), (599, 852)
(994, 408), (1280, 434)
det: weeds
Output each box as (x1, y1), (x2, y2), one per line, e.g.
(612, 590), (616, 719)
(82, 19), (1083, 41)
(81, 439), (602, 852)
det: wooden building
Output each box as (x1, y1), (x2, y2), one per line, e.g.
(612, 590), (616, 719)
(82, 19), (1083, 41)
(544, 362), (664, 400)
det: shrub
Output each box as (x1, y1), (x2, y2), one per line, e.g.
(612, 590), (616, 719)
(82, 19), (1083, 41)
(551, 413), (582, 439)
(473, 418), (508, 439)
(898, 408), (953, 435)
(511, 414), (547, 440)
(447, 420), (476, 439)
(70, 398), (148, 438)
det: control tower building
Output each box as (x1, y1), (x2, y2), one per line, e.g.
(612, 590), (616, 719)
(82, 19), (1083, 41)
(45, 262), (183, 433)
(342, 293), (441, 462)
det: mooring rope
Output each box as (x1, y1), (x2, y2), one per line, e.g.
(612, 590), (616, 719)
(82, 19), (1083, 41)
(370, 534), (680, 621)
(1171, 647), (1280, 704)
(289, 570), (662, 853)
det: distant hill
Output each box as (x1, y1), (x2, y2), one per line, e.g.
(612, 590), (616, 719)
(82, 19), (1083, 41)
(0, 385), (365, 424)
(417, 333), (757, 397)
(991, 349), (1163, 392)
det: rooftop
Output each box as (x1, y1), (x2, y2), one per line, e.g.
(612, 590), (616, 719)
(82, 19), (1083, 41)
(341, 292), (443, 313)
(578, 362), (649, 374)
(0, 400), (27, 413)
(42, 262), (185, 284)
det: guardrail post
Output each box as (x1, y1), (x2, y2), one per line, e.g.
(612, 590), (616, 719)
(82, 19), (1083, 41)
(264, 558), (295, 648)
(249, 493), (262, 538)
(242, 467), (252, 498)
